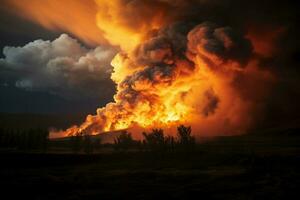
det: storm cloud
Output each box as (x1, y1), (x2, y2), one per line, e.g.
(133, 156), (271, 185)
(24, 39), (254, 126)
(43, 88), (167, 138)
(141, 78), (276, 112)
(0, 34), (116, 100)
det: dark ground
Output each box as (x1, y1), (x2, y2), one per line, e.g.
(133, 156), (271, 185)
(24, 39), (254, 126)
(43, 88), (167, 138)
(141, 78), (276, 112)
(1, 131), (300, 200)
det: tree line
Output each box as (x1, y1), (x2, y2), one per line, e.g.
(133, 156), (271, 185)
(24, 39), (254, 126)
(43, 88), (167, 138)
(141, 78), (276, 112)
(70, 125), (196, 154)
(0, 128), (49, 151)
(116, 125), (196, 152)
(0, 125), (196, 154)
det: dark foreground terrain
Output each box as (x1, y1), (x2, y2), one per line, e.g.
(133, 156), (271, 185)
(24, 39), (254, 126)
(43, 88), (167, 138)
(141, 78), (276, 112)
(1, 132), (300, 200)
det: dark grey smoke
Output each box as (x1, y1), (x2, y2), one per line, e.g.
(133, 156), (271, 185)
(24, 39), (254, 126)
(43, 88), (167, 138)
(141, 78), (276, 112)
(187, 22), (252, 66)
(114, 22), (253, 120)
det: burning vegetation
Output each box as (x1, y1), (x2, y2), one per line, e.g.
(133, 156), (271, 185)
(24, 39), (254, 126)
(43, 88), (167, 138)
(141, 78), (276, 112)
(0, 1), (299, 199)
(6, 0), (292, 138)
(60, 21), (272, 137)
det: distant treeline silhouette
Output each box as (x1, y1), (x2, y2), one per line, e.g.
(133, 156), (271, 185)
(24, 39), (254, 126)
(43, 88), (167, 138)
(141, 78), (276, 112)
(0, 128), (49, 151)
(69, 125), (196, 154)
(0, 125), (196, 154)
(69, 132), (102, 154)
(114, 125), (196, 152)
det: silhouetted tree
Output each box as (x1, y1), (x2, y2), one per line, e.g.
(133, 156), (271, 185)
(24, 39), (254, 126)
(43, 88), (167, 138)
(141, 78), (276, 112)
(93, 138), (102, 152)
(83, 133), (94, 154)
(142, 129), (167, 152)
(70, 132), (82, 153)
(114, 131), (135, 151)
(0, 128), (49, 151)
(165, 135), (176, 152)
(41, 129), (49, 152)
(177, 125), (196, 151)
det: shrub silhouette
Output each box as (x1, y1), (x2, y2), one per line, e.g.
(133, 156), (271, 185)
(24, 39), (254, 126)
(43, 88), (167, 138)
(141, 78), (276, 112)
(93, 138), (102, 151)
(83, 133), (94, 154)
(114, 131), (136, 151)
(165, 135), (176, 152)
(70, 132), (83, 153)
(177, 125), (196, 151)
(142, 129), (168, 151)
(0, 128), (49, 151)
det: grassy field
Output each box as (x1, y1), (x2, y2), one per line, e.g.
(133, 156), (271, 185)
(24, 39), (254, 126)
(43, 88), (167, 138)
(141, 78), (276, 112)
(0, 132), (299, 200)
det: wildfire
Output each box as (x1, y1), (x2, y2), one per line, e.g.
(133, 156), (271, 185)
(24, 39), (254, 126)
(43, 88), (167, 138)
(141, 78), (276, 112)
(5, 0), (275, 138)
(59, 20), (273, 137)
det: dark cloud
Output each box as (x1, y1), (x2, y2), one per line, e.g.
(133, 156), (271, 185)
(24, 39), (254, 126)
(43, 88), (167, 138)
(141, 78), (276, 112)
(187, 22), (252, 66)
(0, 34), (116, 100)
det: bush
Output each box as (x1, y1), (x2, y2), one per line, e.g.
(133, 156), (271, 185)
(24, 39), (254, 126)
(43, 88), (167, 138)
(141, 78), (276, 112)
(70, 132), (82, 153)
(0, 128), (49, 151)
(114, 131), (136, 151)
(177, 125), (196, 151)
(83, 134), (94, 154)
(142, 129), (168, 152)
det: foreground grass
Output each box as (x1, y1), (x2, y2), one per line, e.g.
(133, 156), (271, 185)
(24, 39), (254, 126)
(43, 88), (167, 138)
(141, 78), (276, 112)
(0, 134), (299, 200)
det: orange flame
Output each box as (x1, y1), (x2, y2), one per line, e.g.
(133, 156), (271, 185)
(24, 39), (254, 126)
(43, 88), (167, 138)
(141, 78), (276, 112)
(4, 0), (275, 138)
(56, 50), (273, 138)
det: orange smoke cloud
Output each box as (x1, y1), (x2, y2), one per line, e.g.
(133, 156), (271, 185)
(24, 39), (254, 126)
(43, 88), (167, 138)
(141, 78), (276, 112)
(5, 0), (275, 138)
(95, 0), (176, 51)
(5, 0), (106, 46)
(54, 22), (274, 138)
(5, 0), (181, 49)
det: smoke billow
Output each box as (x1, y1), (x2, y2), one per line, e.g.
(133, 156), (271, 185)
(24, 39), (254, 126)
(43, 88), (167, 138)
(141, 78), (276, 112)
(3, 0), (299, 137)
(0, 34), (116, 99)
(58, 22), (273, 137)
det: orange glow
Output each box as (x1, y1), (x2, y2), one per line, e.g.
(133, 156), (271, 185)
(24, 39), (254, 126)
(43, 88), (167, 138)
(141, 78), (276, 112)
(57, 51), (273, 138)
(6, 0), (274, 138)
(53, 20), (275, 139)
(95, 0), (168, 51)
(5, 0), (106, 46)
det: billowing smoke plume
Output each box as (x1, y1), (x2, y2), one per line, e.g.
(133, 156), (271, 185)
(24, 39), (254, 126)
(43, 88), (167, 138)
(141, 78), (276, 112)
(0, 34), (116, 99)
(58, 22), (273, 137)
(4, 0), (298, 137)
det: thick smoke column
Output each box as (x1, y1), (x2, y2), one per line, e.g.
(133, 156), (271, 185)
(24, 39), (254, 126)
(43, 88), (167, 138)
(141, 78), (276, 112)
(6, 0), (288, 137)
(60, 21), (272, 137)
